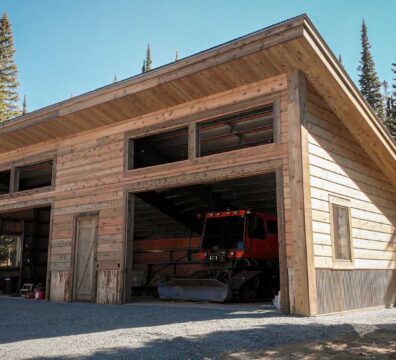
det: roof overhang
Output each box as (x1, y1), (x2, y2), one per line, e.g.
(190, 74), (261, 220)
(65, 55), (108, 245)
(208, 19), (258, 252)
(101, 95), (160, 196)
(1, 15), (395, 187)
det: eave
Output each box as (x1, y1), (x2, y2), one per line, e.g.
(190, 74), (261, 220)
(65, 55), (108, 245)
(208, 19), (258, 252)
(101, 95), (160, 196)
(0, 14), (395, 187)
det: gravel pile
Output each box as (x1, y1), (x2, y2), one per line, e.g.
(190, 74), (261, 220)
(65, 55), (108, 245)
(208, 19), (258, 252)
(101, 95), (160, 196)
(0, 297), (394, 359)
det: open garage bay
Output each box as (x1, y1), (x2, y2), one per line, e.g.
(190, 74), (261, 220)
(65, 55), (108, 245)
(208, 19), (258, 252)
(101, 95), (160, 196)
(128, 173), (281, 302)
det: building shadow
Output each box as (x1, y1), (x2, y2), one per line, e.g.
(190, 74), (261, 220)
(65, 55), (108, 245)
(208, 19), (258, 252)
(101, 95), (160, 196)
(0, 297), (284, 344)
(31, 323), (396, 360)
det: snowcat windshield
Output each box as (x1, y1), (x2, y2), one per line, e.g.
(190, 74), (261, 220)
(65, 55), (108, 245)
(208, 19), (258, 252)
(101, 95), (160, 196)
(201, 215), (245, 250)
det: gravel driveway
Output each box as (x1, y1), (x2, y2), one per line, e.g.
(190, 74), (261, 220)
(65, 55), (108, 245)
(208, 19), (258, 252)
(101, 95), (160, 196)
(0, 297), (395, 359)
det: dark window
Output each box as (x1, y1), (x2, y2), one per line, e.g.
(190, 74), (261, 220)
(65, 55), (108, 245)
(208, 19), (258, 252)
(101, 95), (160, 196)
(16, 160), (53, 192)
(247, 214), (266, 239)
(0, 170), (10, 195)
(199, 105), (274, 157)
(332, 205), (352, 261)
(202, 216), (245, 250)
(267, 220), (278, 234)
(130, 127), (188, 169)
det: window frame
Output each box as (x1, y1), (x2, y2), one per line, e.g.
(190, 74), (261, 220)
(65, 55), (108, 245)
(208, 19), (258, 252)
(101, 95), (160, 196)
(196, 104), (276, 158)
(329, 195), (354, 269)
(13, 159), (55, 194)
(0, 155), (56, 198)
(124, 95), (280, 174)
(127, 126), (190, 170)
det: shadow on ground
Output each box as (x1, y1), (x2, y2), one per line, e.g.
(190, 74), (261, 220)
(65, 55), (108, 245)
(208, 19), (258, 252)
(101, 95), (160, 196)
(31, 324), (396, 360)
(0, 297), (282, 344)
(1, 298), (395, 360)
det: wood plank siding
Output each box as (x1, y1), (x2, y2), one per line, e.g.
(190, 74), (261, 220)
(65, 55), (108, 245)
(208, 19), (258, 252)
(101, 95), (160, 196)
(0, 75), (302, 310)
(306, 85), (396, 313)
(0, 15), (394, 315)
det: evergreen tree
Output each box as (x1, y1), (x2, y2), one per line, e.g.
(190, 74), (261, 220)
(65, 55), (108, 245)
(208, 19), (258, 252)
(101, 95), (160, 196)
(392, 60), (396, 97)
(175, 50), (179, 61)
(22, 94), (27, 115)
(145, 44), (152, 71)
(141, 44), (152, 73)
(381, 80), (394, 136)
(388, 60), (396, 138)
(357, 20), (385, 120)
(113, 74), (117, 83)
(0, 13), (20, 122)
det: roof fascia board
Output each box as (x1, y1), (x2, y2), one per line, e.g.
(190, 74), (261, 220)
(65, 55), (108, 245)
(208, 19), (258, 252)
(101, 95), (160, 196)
(302, 17), (396, 154)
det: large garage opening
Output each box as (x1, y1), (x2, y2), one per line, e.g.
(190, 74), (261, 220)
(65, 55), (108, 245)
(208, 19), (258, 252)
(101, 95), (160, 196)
(128, 173), (281, 303)
(0, 207), (51, 297)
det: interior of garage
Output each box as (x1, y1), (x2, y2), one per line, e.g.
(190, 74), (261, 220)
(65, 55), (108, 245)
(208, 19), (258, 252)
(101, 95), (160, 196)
(0, 206), (51, 296)
(128, 172), (280, 303)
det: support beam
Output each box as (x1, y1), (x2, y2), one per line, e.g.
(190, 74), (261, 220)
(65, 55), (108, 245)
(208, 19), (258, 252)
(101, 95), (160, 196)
(123, 192), (134, 303)
(188, 123), (200, 160)
(178, 184), (230, 211)
(276, 167), (290, 313)
(135, 191), (201, 234)
(287, 70), (317, 316)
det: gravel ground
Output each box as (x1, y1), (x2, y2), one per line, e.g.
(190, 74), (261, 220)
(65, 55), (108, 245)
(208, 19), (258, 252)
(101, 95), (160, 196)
(0, 297), (395, 359)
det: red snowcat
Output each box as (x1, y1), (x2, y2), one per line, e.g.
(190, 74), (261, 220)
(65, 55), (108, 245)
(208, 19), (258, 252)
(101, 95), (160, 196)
(158, 209), (279, 302)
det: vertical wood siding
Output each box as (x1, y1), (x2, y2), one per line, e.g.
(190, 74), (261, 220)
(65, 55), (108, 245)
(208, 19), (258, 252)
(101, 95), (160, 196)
(316, 268), (396, 313)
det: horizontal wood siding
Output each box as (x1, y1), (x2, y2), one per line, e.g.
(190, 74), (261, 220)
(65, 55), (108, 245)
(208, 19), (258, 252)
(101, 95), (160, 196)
(307, 87), (396, 313)
(52, 134), (125, 303)
(0, 74), (297, 306)
(307, 87), (396, 271)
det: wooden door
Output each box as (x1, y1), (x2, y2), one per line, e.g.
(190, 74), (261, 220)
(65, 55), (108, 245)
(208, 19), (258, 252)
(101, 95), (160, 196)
(73, 217), (98, 301)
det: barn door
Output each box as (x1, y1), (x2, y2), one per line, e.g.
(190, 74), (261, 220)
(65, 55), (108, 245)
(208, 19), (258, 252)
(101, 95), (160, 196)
(73, 216), (98, 301)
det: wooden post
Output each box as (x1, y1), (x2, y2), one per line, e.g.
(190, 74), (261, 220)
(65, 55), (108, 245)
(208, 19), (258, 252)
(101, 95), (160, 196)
(123, 192), (134, 303)
(45, 205), (54, 301)
(287, 70), (317, 316)
(276, 167), (290, 313)
(9, 167), (17, 193)
(188, 122), (200, 160)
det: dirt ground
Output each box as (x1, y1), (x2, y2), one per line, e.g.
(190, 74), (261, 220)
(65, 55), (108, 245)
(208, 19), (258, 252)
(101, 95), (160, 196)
(224, 324), (396, 359)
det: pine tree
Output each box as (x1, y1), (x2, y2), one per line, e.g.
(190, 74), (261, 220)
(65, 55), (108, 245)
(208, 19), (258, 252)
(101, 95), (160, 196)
(392, 60), (396, 97)
(388, 60), (396, 138)
(141, 44), (152, 73)
(381, 80), (394, 135)
(22, 94), (27, 115)
(357, 20), (385, 120)
(0, 13), (20, 122)
(145, 44), (152, 71)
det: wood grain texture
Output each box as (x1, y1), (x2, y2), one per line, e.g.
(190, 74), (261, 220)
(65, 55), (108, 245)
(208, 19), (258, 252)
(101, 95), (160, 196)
(316, 268), (396, 314)
(306, 86), (396, 273)
(287, 71), (317, 316)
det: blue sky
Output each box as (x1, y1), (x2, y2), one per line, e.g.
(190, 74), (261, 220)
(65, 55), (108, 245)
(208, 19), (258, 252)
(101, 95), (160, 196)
(2, 0), (395, 112)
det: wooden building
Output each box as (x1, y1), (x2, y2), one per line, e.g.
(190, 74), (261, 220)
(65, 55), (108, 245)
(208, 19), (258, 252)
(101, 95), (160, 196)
(0, 15), (394, 316)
